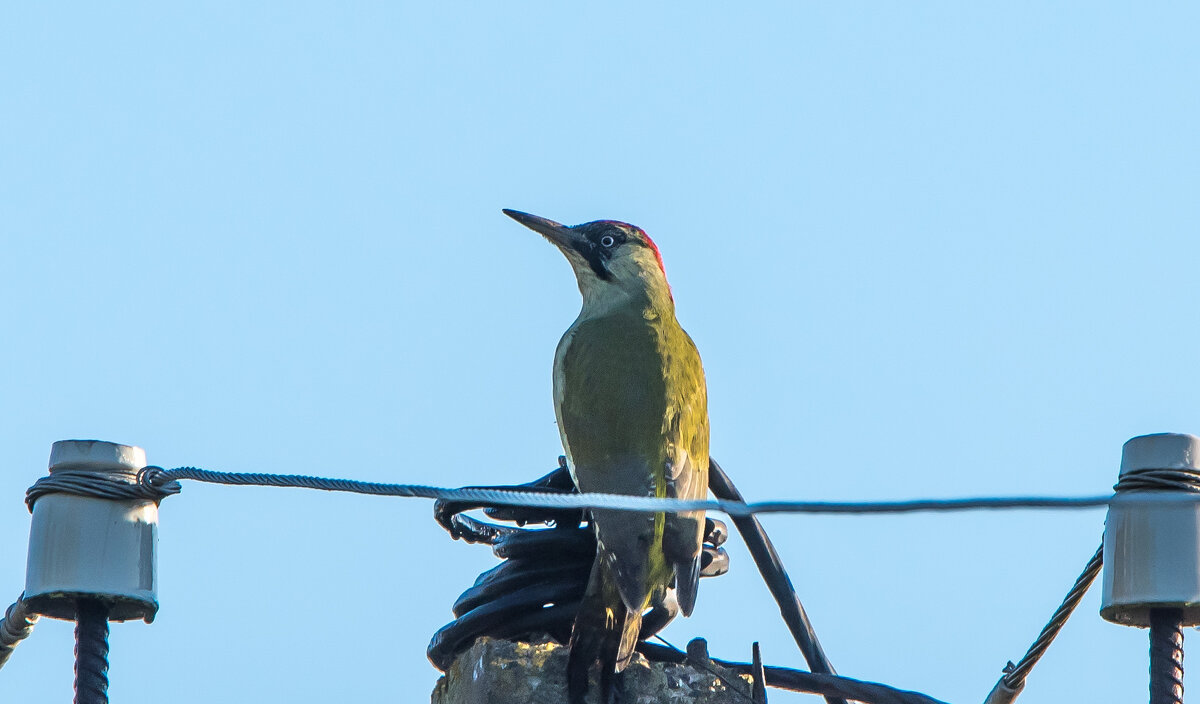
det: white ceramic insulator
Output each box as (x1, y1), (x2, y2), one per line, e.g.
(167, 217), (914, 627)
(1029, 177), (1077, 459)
(24, 440), (159, 623)
(1101, 433), (1200, 627)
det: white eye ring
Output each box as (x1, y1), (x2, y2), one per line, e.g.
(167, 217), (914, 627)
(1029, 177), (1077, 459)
(600, 235), (615, 248)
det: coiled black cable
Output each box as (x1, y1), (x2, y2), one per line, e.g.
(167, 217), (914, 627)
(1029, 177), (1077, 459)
(429, 458), (949, 704)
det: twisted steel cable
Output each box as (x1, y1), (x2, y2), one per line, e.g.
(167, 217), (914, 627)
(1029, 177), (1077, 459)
(997, 544), (1104, 693)
(0, 596), (38, 669)
(23, 464), (1112, 516)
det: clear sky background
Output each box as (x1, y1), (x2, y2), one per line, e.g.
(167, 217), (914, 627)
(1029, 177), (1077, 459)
(3, 3), (1198, 703)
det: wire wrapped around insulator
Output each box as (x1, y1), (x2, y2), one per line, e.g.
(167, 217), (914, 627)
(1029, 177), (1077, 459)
(427, 459), (730, 671)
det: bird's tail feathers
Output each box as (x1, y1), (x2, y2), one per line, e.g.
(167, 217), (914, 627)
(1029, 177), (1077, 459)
(674, 555), (701, 617)
(568, 561), (645, 704)
(614, 602), (642, 671)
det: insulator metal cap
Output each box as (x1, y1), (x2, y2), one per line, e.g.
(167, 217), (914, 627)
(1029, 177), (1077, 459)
(1101, 433), (1200, 627)
(24, 440), (159, 623)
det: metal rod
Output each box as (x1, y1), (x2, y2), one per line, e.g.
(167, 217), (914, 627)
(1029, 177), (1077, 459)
(74, 599), (109, 704)
(1150, 607), (1184, 704)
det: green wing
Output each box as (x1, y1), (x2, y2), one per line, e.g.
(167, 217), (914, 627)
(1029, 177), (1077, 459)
(661, 327), (709, 616)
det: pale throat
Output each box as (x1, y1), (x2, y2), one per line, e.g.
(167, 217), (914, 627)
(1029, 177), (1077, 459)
(574, 253), (674, 320)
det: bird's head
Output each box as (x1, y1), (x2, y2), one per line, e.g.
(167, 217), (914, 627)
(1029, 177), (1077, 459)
(503, 209), (673, 311)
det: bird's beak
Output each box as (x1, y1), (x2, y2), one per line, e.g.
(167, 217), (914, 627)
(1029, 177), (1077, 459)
(503, 209), (583, 254)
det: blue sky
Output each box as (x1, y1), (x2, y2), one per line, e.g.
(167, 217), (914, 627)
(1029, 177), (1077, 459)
(3, 3), (1198, 702)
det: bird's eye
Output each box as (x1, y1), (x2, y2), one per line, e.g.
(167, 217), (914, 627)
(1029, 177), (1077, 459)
(600, 235), (616, 248)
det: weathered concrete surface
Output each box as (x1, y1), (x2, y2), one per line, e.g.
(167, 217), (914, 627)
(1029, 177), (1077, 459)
(432, 637), (754, 704)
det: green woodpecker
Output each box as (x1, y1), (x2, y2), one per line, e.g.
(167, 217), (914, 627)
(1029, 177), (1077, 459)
(504, 209), (709, 704)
